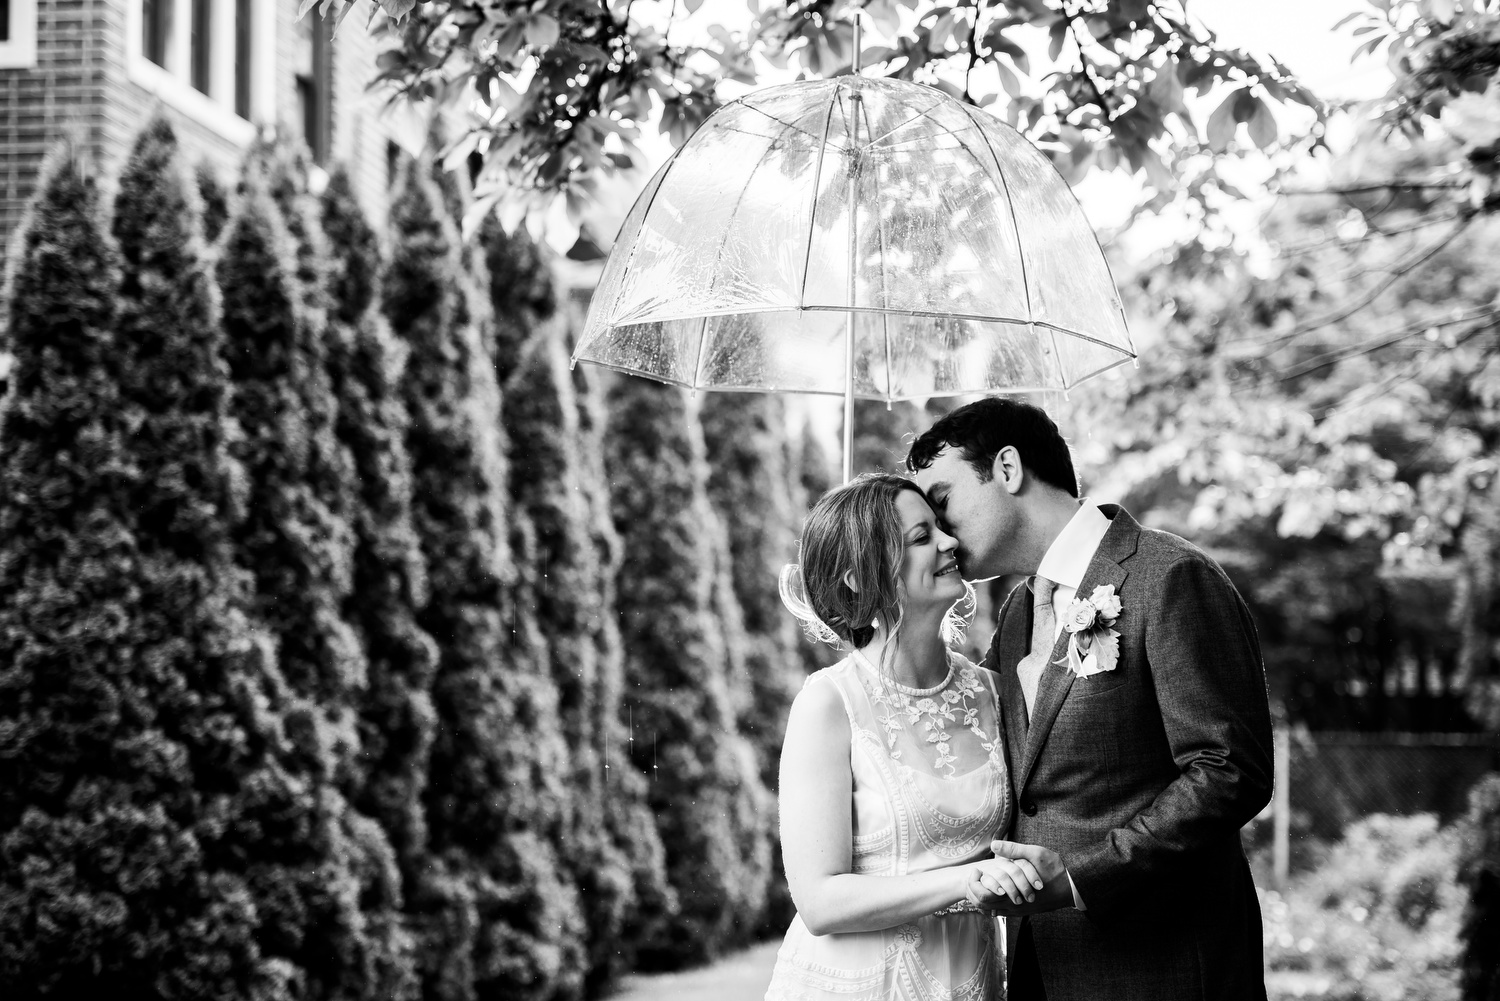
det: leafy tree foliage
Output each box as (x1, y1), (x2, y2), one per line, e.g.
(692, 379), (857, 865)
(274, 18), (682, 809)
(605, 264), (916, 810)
(218, 169), (417, 1001)
(604, 374), (773, 968)
(0, 139), (287, 1001)
(306, 0), (1318, 233)
(319, 168), (440, 887)
(382, 163), (584, 1001)
(851, 398), (927, 475)
(1068, 127), (1499, 735)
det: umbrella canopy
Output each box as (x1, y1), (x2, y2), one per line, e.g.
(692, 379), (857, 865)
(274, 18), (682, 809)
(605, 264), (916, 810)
(573, 75), (1136, 404)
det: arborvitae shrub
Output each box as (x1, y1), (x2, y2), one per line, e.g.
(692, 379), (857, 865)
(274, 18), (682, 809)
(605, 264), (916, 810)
(0, 141), (272, 1000)
(605, 374), (773, 968)
(382, 164), (582, 1001)
(1460, 774), (1500, 1000)
(700, 392), (805, 931)
(570, 355), (676, 971)
(319, 167), (439, 887)
(195, 161), (230, 243)
(217, 175), (415, 1001)
(489, 218), (669, 988)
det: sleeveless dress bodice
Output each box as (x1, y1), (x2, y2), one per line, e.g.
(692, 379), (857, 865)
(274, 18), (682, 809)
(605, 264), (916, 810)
(765, 652), (1012, 1001)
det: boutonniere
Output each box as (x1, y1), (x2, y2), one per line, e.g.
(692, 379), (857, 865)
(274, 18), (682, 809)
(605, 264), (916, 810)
(1055, 585), (1123, 679)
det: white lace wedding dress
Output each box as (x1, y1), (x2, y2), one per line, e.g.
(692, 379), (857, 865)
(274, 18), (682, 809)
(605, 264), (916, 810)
(765, 651), (1011, 1001)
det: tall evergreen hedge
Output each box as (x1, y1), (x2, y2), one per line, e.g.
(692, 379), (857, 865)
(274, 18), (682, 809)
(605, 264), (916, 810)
(488, 221), (670, 990)
(570, 354), (678, 970)
(319, 168), (439, 888)
(217, 174), (415, 1001)
(1460, 774), (1500, 1000)
(700, 392), (805, 930)
(382, 164), (583, 1001)
(605, 375), (773, 968)
(0, 139), (279, 999)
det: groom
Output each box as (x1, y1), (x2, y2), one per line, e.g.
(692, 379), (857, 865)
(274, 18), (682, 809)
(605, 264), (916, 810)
(908, 398), (1274, 1001)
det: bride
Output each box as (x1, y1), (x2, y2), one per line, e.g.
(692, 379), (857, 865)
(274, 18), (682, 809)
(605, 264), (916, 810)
(767, 473), (1047, 1001)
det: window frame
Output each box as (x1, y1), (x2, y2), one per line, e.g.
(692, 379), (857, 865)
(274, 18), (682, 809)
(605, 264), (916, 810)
(0, 0), (38, 70)
(124, 0), (274, 146)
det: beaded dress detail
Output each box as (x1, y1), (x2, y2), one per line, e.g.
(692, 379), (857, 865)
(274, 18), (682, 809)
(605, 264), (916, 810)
(765, 652), (1011, 1001)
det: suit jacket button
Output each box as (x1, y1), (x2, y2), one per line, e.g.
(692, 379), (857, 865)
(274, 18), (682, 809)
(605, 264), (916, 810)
(1021, 799), (1037, 816)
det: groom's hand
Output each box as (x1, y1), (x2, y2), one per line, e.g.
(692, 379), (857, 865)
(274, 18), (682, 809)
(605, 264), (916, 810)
(972, 840), (1074, 916)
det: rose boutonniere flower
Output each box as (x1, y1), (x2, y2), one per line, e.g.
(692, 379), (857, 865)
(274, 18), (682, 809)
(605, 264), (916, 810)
(1055, 584), (1123, 679)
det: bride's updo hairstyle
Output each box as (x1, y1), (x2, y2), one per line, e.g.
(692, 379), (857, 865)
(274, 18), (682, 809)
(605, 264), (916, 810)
(780, 473), (973, 653)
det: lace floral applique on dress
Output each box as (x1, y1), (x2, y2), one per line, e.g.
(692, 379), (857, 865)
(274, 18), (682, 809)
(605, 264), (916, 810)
(764, 654), (1012, 1001)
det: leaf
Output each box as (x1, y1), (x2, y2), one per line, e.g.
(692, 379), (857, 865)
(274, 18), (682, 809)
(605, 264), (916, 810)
(997, 60), (1021, 98)
(685, 0), (704, 12)
(985, 31), (1030, 75)
(1048, 20), (1067, 61)
(929, 10), (957, 53)
(1207, 89), (1243, 152)
(298, 0), (321, 17)
(525, 15), (560, 49)
(1246, 96), (1277, 150)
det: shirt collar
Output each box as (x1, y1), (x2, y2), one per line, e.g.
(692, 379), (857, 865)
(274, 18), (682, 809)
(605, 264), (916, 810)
(1035, 498), (1111, 590)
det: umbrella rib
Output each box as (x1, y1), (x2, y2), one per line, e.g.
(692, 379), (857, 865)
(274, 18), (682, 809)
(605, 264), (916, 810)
(577, 355), (1123, 401)
(863, 96), (947, 150)
(693, 115), (807, 389)
(869, 122), (974, 152)
(955, 101), (1058, 388)
(798, 84), (841, 309)
(857, 92), (895, 404)
(603, 145), (687, 326)
(739, 102), (840, 147)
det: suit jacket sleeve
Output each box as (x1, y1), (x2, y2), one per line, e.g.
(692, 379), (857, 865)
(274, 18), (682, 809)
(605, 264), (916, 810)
(1066, 553), (1274, 921)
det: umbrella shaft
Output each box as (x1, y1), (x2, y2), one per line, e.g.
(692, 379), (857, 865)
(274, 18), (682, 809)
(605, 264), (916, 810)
(843, 88), (863, 485)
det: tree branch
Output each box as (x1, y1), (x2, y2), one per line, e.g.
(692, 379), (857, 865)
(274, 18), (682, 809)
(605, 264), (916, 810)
(1061, 4), (1115, 123)
(1275, 305), (1500, 383)
(1258, 216), (1473, 349)
(1280, 180), (1468, 196)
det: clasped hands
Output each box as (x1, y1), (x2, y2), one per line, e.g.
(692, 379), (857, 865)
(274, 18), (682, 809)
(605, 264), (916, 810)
(963, 839), (1072, 917)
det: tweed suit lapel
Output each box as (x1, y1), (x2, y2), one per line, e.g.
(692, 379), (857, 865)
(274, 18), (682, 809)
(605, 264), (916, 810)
(991, 584), (1031, 801)
(1015, 505), (1141, 796)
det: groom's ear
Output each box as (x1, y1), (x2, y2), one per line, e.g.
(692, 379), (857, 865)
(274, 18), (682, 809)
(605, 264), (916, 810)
(994, 446), (1024, 495)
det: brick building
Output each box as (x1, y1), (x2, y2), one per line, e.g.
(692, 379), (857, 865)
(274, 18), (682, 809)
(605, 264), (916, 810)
(0, 0), (417, 246)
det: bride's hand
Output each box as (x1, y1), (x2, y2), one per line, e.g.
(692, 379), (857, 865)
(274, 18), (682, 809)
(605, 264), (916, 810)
(966, 857), (1043, 906)
(990, 839), (1065, 884)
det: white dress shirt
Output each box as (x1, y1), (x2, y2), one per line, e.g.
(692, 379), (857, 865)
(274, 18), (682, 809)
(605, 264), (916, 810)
(1031, 497), (1111, 911)
(1035, 499), (1112, 644)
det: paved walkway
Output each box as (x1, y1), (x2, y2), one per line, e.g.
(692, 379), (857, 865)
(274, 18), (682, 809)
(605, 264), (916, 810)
(606, 940), (780, 1001)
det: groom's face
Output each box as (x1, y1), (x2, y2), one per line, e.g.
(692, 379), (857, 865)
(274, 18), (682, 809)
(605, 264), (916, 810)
(913, 446), (1015, 582)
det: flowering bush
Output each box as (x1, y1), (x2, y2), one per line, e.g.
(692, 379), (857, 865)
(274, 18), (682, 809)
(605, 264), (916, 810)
(1261, 813), (1465, 1001)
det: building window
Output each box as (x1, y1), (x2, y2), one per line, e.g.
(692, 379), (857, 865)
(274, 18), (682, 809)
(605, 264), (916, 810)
(234, 0), (251, 118)
(189, 0), (211, 93)
(296, 11), (333, 163)
(0, 0), (38, 68)
(142, 0), (171, 68)
(126, 0), (272, 145)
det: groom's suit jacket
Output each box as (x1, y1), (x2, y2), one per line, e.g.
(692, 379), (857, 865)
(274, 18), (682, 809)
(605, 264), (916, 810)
(988, 505), (1273, 1001)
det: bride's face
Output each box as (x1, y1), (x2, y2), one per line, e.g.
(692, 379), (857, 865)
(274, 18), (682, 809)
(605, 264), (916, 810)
(894, 489), (963, 612)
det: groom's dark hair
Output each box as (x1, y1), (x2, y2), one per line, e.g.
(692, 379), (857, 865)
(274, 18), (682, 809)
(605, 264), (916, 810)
(905, 397), (1078, 497)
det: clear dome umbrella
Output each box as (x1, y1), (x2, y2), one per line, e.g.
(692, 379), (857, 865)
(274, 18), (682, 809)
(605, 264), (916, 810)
(572, 53), (1136, 481)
